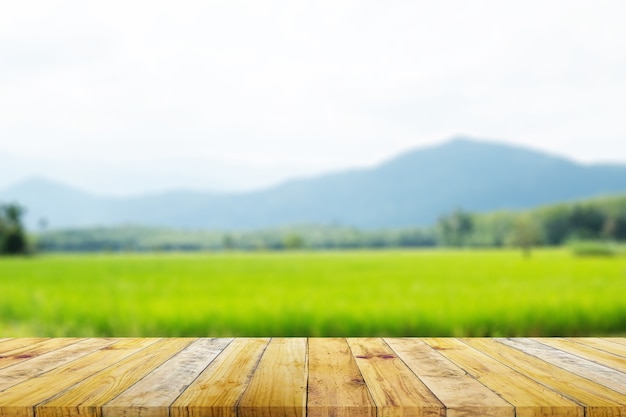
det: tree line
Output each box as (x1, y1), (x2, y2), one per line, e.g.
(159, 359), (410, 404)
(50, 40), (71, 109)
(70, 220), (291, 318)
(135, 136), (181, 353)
(3, 194), (625, 254)
(438, 195), (626, 249)
(31, 194), (626, 253)
(34, 224), (438, 252)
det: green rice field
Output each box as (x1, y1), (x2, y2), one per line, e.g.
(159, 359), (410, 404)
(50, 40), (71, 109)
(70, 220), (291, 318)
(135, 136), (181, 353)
(0, 249), (625, 337)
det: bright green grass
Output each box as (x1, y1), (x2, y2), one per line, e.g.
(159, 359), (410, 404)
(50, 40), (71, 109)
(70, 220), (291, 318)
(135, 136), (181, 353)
(0, 249), (625, 337)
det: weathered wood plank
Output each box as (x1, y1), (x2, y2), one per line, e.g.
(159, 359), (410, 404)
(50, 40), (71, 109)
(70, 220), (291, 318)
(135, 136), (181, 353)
(605, 338), (626, 347)
(307, 338), (375, 417)
(500, 338), (626, 395)
(537, 338), (626, 373)
(0, 339), (48, 355)
(571, 338), (626, 358)
(347, 338), (444, 417)
(463, 338), (626, 417)
(37, 338), (194, 417)
(104, 338), (232, 417)
(424, 338), (583, 417)
(0, 338), (80, 371)
(238, 338), (308, 417)
(386, 338), (514, 417)
(0, 338), (116, 392)
(0, 338), (158, 417)
(171, 338), (270, 417)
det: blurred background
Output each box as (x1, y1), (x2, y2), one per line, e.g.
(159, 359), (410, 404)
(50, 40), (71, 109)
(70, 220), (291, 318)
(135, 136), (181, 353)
(1, 1), (625, 337)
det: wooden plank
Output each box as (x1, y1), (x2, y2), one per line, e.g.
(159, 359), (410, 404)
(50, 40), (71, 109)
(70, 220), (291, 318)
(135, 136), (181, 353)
(462, 338), (626, 417)
(424, 338), (583, 417)
(37, 338), (194, 417)
(606, 338), (626, 347)
(0, 339), (15, 350)
(0, 339), (48, 355)
(103, 338), (232, 417)
(572, 338), (626, 358)
(499, 338), (626, 395)
(347, 338), (444, 417)
(238, 338), (308, 417)
(307, 338), (375, 417)
(0, 338), (80, 371)
(386, 338), (514, 417)
(537, 338), (626, 373)
(0, 338), (116, 391)
(0, 338), (158, 417)
(0, 337), (624, 417)
(171, 338), (270, 417)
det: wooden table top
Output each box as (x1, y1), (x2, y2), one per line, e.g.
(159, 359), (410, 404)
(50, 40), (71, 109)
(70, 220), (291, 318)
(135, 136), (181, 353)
(0, 338), (624, 417)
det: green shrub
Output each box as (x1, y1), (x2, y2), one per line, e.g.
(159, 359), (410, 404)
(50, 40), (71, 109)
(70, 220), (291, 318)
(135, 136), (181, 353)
(568, 240), (617, 257)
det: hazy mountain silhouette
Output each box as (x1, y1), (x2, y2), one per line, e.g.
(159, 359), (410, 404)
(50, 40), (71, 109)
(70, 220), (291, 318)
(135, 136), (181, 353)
(3, 138), (626, 230)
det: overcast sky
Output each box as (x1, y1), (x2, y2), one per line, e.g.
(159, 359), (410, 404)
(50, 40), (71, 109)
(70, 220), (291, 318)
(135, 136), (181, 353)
(1, 0), (625, 195)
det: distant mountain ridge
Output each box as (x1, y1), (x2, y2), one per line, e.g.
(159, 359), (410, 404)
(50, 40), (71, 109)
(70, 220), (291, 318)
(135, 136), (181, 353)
(3, 137), (626, 230)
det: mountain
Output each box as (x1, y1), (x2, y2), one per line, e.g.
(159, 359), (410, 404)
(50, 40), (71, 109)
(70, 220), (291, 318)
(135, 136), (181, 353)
(0, 150), (317, 196)
(3, 138), (626, 230)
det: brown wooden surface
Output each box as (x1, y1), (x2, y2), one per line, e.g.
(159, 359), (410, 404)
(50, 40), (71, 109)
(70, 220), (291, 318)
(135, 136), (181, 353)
(0, 338), (624, 417)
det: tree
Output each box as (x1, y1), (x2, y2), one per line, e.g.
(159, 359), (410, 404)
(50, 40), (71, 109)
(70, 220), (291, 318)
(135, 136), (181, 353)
(283, 233), (304, 250)
(568, 205), (605, 239)
(222, 234), (236, 250)
(507, 214), (543, 257)
(602, 213), (626, 241)
(540, 206), (571, 245)
(437, 208), (474, 247)
(0, 203), (28, 255)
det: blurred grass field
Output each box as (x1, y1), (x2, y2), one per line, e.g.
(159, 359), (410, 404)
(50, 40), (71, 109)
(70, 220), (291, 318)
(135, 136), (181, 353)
(0, 249), (625, 337)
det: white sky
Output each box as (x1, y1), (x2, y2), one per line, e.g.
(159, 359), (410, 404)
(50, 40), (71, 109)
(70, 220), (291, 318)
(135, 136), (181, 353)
(1, 0), (626, 195)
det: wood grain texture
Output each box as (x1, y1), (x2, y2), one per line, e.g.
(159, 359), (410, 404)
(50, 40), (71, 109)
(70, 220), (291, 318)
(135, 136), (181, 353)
(0, 338), (624, 417)
(0, 338), (80, 371)
(0, 338), (157, 417)
(347, 338), (444, 417)
(37, 338), (194, 417)
(499, 338), (626, 395)
(424, 338), (583, 417)
(238, 338), (308, 417)
(307, 338), (375, 417)
(606, 338), (626, 347)
(0, 338), (116, 392)
(0, 338), (80, 369)
(0, 339), (49, 355)
(171, 338), (270, 417)
(104, 338), (232, 417)
(463, 338), (626, 417)
(571, 338), (626, 358)
(537, 338), (626, 373)
(386, 338), (514, 417)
